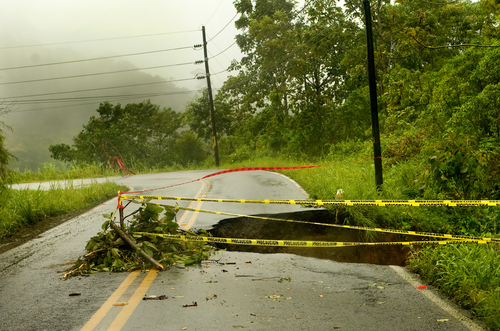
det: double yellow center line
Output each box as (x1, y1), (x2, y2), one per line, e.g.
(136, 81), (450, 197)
(80, 179), (210, 331)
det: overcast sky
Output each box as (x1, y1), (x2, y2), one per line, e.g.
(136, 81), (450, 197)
(0, 0), (251, 90)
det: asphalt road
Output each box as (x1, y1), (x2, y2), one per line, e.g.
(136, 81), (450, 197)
(0, 170), (485, 331)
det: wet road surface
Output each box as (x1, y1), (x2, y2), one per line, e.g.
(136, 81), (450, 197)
(0, 170), (484, 330)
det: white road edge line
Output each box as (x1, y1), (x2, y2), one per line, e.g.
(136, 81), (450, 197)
(267, 171), (308, 196)
(389, 265), (483, 331)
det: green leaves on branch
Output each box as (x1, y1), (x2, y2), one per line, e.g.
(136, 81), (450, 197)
(64, 203), (215, 278)
(426, 134), (497, 200)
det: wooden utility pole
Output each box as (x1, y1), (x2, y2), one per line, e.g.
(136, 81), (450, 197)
(363, 0), (383, 190)
(202, 26), (220, 166)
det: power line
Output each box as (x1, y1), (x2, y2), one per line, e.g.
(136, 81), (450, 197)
(4, 77), (196, 100)
(208, 50), (228, 73)
(205, 0), (225, 26)
(208, 13), (238, 42)
(0, 61), (196, 85)
(221, 1), (338, 91)
(0, 45), (199, 71)
(212, 70), (228, 76)
(208, 38), (235, 63)
(209, 41), (237, 59)
(0, 30), (200, 50)
(11, 90), (202, 110)
(225, 25), (335, 91)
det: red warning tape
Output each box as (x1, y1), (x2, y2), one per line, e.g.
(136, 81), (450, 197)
(201, 164), (326, 178)
(103, 144), (134, 176)
(122, 157), (381, 195)
(123, 165), (327, 194)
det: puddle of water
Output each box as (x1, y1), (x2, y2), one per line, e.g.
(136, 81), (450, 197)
(209, 210), (421, 266)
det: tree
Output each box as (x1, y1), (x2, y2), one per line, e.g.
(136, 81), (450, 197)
(184, 88), (246, 156)
(49, 100), (204, 168)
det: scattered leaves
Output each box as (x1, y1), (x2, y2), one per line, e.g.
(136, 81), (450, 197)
(278, 277), (292, 283)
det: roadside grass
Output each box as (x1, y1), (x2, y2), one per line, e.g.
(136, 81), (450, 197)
(408, 244), (500, 330)
(273, 151), (500, 330)
(9, 162), (119, 183)
(0, 181), (128, 239)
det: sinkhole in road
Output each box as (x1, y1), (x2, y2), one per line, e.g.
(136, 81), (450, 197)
(208, 209), (420, 266)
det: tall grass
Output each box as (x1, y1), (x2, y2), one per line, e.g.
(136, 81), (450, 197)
(9, 162), (119, 183)
(408, 244), (500, 330)
(271, 148), (500, 330)
(0, 181), (128, 239)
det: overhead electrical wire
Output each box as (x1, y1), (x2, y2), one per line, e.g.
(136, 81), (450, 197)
(205, 0), (282, 60)
(12, 92), (203, 113)
(207, 49), (228, 83)
(0, 45), (199, 71)
(0, 30), (200, 50)
(207, 13), (238, 42)
(0, 61), (196, 85)
(205, 0), (226, 26)
(11, 90), (202, 109)
(216, 0), (340, 92)
(4, 77), (196, 100)
(212, 69), (228, 76)
(209, 40), (237, 59)
(5, 2), (286, 112)
(224, 25), (336, 91)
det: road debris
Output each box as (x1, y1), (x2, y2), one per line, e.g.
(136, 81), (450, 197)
(252, 277), (281, 281)
(206, 294), (218, 300)
(143, 295), (168, 301)
(62, 203), (215, 279)
(114, 302), (127, 306)
(68, 293), (81, 296)
(182, 301), (198, 308)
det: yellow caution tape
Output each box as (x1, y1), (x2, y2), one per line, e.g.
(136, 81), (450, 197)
(134, 232), (486, 247)
(121, 195), (500, 207)
(123, 198), (500, 243)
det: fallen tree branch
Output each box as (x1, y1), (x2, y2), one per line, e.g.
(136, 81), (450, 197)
(109, 220), (164, 270)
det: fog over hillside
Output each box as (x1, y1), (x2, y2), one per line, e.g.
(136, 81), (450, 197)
(0, 35), (208, 169)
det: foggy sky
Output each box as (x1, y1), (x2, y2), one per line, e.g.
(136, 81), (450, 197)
(0, 0), (307, 169)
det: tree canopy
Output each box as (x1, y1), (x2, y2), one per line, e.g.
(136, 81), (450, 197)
(49, 100), (208, 168)
(183, 0), (500, 159)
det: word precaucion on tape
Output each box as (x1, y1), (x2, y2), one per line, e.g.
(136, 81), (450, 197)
(122, 195), (500, 207)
